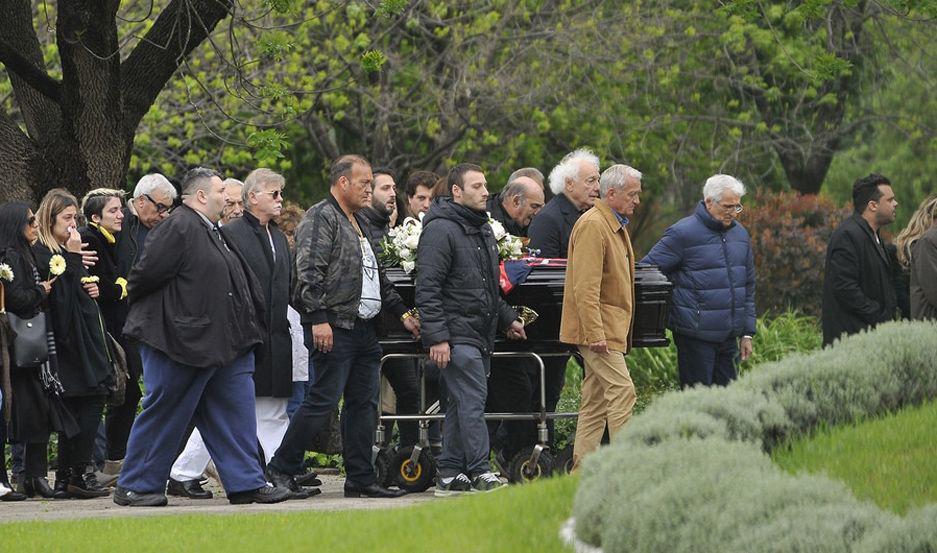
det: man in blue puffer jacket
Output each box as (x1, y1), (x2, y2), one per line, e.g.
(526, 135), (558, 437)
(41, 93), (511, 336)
(642, 174), (756, 387)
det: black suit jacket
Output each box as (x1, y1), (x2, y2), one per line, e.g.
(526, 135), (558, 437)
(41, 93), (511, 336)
(221, 212), (293, 397)
(123, 204), (263, 368)
(821, 213), (899, 345)
(526, 193), (582, 258)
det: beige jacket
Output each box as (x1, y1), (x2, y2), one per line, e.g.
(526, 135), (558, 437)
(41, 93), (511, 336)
(559, 199), (635, 353)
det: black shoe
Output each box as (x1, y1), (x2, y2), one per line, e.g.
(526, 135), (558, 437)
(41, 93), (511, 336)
(1, 483), (27, 502)
(113, 486), (168, 507)
(167, 478), (213, 499)
(265, 467), (319, 500)
(343, 482), (408, 498)
(228, 485), (290, 505)
(295, 470), (322, 487)
(16, 476), (55, 499)
(67, 466), (110, 499)
(52, 471), (70, 500)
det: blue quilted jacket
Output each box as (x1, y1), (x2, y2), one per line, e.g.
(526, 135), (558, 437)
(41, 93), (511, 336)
(641, 201), (756, 342)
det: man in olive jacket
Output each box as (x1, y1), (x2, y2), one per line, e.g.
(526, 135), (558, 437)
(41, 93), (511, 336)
(266, 155), (419, 499)
(416, 163), (526, 495)
(822, 174), (900, 345)
(116, 168), (288, 507)
(559, 164), (642, 470)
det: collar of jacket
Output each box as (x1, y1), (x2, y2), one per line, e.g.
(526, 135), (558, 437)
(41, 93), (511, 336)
(241, 209), (278, 231)
(593, 199), (628, 234)
(694, 200), (735, 232)
(555, 192), (582, 217)
(326, 192), (363, 228)
(360, 206), (390, 229)
(425, 197), (489, 233)
(89, 222), (116, 244)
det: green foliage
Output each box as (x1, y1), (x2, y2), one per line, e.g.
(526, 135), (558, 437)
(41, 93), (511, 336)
(360, 49), (387, 73)
(740, 192), (851, 316)
(572, 320), (937, 551)
(775, 400), (937, 515)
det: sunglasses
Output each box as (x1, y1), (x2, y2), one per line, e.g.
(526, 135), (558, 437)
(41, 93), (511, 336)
(143, 193), (172, 214)
(256, 189), (283, 200)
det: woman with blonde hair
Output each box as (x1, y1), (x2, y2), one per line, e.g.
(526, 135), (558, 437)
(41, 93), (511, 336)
(34, 188), (114, 498)
(896, 195), (937, 320)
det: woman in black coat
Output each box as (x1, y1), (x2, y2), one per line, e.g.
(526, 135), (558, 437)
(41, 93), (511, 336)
(34, 189), (113, 499)
(0, 202), (77, 500)
(80, 189), (140, 477)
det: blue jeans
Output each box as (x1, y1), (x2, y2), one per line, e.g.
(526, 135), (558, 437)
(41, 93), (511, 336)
(118, 345), (267, 494)
(269, 319), (382, 486)
(673, 333), (739, 388)
(437, 344), (491, 478)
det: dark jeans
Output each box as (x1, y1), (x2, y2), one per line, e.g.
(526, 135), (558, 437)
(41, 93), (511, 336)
(673, 332), (739, 388)
(270, 319), (382, 487)
(486, 358), (536, 459)
(382, 358), (420, 448)
(58, 395), (106, 473)
(438, 345), (491, 478)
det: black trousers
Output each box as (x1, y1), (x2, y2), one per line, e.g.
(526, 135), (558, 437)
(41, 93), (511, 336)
(486, 358), (536, 459)
(270, 319), (382, 486)
(381, 358), (420, 448)
(58, 395), (106, 473)
(104, 340), (144, 460)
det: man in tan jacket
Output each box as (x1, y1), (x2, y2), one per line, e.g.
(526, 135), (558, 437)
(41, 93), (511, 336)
(559, 164), (642, 469)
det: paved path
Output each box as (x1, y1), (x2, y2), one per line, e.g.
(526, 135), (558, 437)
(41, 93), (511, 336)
(0, 475), (436, 524)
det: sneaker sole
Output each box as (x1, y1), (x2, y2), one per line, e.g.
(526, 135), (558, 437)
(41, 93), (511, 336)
(112, 494), (168, 507)
(433, 488), (468, 498)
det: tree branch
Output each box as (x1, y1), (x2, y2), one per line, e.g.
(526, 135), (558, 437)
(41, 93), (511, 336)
(120, 0), (234, 132)
(0, 40), (62, 104)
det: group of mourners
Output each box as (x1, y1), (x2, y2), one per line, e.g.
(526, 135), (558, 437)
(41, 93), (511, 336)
(0, 145), (926, 506)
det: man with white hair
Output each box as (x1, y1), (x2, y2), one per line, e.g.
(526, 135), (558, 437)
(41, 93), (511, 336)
(220, 178), (245, 225)
(641, 174), (756, 388)
(526, 148), (600, 449)
(560, 164), (642, 469)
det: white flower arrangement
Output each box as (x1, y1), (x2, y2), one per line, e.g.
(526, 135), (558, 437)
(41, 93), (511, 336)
(0, 263), (13, 282)
(379, 211), (527, 274)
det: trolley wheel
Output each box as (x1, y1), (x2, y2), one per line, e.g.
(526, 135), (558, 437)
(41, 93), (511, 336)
(373, 447), (395, 488)
(508, 447), (554, 483)
(553, 444), (574, 475)
(391, 446), (436, 492)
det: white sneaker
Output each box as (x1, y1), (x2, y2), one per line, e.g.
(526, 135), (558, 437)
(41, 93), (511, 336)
(434, 473), (473, 497)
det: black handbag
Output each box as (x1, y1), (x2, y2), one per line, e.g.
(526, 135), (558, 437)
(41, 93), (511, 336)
(8, 311), (49, 368)
(106, 332), (129, 406)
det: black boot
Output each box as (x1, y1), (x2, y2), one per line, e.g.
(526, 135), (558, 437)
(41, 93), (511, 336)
(67, 465), (110, 499)
(1, 472), (27, 502)
(17, 475), (56, 499)
(53, 469), (71, 499)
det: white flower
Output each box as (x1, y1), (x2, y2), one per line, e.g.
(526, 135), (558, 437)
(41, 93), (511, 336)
(49, 254), (66, 277)
(398, 247), (411, 260)
(404, 233), (420, 250)
(489, 218), (507, 241)
(402, 260), (416, 274)
(0, 263), (13, 282)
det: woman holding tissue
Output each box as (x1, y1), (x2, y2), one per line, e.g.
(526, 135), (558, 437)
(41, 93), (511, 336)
(34, 189), (114, 499)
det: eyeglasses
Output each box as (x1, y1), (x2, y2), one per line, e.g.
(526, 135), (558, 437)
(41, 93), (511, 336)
(143, 194), (172, 214)
(255, 189), (283, 200)
(719, 202), (743, 214)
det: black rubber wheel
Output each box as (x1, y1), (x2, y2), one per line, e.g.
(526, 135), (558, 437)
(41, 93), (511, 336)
(553, 444), (574, 475)
(391, 446), (436, 492)
(508, 447), (555, 483)
(373, 447), (394, 488)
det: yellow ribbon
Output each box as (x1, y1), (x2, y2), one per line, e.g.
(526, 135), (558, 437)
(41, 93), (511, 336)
(115, 277), (128, 300)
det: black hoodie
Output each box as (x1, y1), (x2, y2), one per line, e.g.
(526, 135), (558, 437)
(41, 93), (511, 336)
(415, 197), (517, 354)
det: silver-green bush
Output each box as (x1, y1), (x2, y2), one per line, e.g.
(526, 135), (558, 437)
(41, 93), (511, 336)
(572, 320), (937, 553)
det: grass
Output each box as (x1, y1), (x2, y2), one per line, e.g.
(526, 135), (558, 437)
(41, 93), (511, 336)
(773, 400), (937, 515)
(1, 475), (579, 553)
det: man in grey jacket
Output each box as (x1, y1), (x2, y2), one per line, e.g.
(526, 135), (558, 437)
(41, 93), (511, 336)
(266, 155), (419, 499)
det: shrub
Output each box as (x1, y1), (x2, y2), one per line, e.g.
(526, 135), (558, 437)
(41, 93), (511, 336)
(739, 192), (850, 317)
(571, 320), (937, 553)
(856, 505), (937, 553)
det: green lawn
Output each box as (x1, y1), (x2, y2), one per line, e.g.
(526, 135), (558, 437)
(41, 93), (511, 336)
(773, 400), (937, 515)
(1, 476), (578, 553)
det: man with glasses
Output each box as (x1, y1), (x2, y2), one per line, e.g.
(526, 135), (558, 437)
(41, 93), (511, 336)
(642, 174), (756, 388)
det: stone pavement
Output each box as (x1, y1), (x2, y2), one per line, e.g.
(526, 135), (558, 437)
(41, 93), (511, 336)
(0, 474), (436, 524)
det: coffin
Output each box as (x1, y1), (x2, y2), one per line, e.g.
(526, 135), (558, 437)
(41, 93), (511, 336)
(380, 262), (672, 354)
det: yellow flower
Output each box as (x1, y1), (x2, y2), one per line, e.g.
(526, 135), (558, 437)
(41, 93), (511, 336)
(115, 277), (128, 300)
(0, 263), (13, 282)
(49, 254), (66, 277)
(80, 276), (100, 284)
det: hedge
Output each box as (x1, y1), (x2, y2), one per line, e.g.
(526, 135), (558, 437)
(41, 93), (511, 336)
(571, 320), (937, 553)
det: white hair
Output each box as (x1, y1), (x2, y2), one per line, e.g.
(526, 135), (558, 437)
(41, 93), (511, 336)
(243, 168), (285, 204)
(548, 148), (600, 196)
(703, 174), (746, 202)
(599, 164), (643, 196)
(132, 173), (177, 201)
